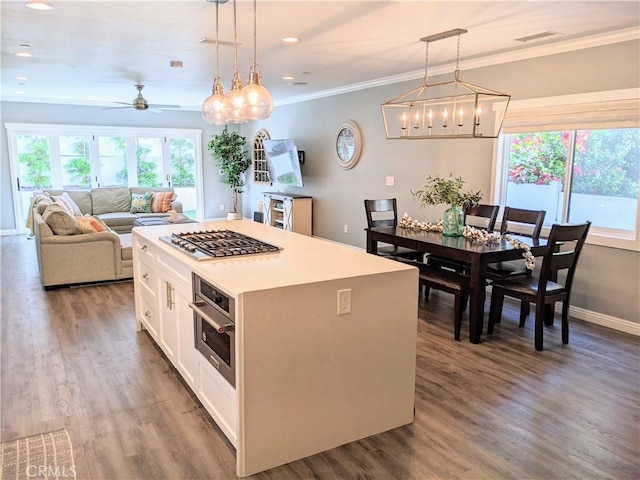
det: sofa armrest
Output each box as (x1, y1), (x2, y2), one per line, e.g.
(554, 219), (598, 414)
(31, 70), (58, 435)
(170, 200), (183, 213)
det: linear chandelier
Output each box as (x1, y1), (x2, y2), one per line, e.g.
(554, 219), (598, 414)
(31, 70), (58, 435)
(202, 0), (273, 125)
(381, 28), (510, 140)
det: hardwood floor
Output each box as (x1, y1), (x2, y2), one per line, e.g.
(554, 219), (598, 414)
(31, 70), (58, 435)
(2, 234), (638, 479)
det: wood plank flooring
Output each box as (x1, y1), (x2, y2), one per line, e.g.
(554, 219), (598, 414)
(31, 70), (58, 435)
(1, 234), (638, 479)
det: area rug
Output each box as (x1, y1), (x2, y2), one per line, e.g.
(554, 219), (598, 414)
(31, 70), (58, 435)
(0, 429), (76, 480)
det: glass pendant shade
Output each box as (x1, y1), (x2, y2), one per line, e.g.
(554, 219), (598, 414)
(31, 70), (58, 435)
(202, 78), (227, 125)
(240, 69), (273, 120)
(224, 72), (247, 124)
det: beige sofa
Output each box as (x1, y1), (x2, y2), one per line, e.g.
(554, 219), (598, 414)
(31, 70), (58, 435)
(43, 187), (182, 233)
(31, 187), (181, 288)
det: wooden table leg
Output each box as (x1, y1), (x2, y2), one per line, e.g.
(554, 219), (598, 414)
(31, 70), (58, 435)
(468, 257), (485, 344)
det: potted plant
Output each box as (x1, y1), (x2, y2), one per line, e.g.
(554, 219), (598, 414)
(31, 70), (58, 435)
(412, 174), (483, 236)
(207, 127), (252, 220)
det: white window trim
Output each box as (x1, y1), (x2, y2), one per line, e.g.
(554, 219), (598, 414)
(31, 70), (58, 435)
(5, 123), (204, 232)
(490, 88), (640, 252)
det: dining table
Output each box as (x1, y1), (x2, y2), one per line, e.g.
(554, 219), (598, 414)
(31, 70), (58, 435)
(366, 226), (548, 343)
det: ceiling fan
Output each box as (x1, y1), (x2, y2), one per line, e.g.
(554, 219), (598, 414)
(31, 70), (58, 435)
(104, 84), (181, 112)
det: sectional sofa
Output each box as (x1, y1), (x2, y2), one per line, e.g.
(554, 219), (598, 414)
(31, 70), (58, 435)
(31, 186), (182, 288)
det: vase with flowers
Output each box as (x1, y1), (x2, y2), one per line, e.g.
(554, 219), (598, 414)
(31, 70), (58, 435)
(412, 174), (483, 237)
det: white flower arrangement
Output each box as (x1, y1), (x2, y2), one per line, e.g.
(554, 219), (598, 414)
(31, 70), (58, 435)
(399, 213), (536, 270)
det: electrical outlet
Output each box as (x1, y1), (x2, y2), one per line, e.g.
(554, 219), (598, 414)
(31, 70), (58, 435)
(343, 224), (348, 233)
(219, 204), (225, 211)
(337, 289), (351, 315)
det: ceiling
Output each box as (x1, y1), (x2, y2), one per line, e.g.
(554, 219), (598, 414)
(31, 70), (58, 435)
(2, 0), (639, 112)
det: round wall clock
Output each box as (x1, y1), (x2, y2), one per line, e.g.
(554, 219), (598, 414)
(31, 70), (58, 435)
(334, 120), (362, 170)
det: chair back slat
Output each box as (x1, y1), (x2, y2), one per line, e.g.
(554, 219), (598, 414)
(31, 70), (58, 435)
(537, 222), (591, 295)
(365, 198), (399, 228)
(500, 207), (546, 239)
(464, 204), (499, 231)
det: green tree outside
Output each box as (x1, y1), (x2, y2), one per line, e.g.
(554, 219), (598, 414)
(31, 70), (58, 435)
(171, 138), (195, 187)
(18, 135), (52, 189)
(63, 137), (91, 188)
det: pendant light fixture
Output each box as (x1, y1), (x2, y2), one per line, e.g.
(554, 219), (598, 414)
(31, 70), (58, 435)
(381, 29), (510, 139)
(239, 0), (273, 121)
(223, 0), (247, 123)
(202, 0), (228, 125)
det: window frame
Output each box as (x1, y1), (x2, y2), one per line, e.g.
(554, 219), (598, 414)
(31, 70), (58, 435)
(491, 89), (640, 252)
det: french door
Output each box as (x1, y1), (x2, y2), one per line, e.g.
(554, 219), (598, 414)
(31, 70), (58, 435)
(6, 124), (202, 233)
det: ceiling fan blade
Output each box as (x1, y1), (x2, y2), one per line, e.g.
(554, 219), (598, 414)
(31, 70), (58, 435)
(148, 104), (181, 109)
(102, 106), (133, 110)
(113, 101), (133, 106)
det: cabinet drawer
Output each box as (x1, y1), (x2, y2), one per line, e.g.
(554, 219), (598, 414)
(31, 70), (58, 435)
(137, 259), (158, 297)
(134, 235), (156, 262)
(138, 295), (159, 340)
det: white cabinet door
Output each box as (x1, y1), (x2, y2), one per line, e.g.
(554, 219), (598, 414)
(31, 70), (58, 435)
(175, 284), (199, 389)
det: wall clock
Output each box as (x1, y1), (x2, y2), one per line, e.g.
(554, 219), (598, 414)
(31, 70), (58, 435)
(334, 120), (362, 170)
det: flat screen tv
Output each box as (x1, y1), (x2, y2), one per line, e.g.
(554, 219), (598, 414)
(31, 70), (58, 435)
(264, 139), (304, 187)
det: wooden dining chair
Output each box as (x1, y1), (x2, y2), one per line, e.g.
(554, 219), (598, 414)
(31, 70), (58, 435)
(487, 222), (591, 351)
(364, 198), (424, 261)
(486, 207), (547, 280)
(393, 257), (470, 341)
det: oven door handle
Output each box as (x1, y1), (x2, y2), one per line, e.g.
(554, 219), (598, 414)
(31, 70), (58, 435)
(189, 301), (235, 333)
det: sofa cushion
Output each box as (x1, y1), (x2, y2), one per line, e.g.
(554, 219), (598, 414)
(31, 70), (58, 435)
(52, 192), (82, 216)
(44, 190), (92, 214)
(119, 234), (133, 261)
(35, 196), (54, 215)
(96, 212), (138, 228)
(130, 192), (153, 213)
(150, 191), (174, 213)
(92, 187), (131, 214)
(42, 204), (81, 235)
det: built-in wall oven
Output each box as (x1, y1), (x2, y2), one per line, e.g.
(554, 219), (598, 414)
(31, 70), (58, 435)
(190, 273), (235, 388)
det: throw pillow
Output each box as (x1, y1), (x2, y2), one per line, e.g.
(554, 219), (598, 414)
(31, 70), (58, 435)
(150, 191), (174, 213)
(76, 215), (108, 234)
(52, 192), (82, 216)
(42, 204), (81, 235)
(130, 192), (153, 213)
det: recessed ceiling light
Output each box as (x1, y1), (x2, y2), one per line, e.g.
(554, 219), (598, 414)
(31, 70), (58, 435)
(25, 0), (54, 10)
(282, 76), (295, 81)
(16, 75), (28, 81)
(15, 45), (32, 57)
(170, 60), (183, 68)
(282, 37), (299, 44)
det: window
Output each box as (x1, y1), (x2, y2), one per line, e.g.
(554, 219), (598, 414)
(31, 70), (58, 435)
(493, 90), (640, 251)
(6, 124), (203, 232)
(252, 129), (271, 184)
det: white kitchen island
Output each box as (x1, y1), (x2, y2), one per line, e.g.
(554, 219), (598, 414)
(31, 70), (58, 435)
(132, 219), (419, 477)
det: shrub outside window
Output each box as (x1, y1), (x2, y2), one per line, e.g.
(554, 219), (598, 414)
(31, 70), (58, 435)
(498, 128), (640, 249)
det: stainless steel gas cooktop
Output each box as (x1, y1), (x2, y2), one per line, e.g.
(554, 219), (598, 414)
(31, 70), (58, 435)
(159, 229), (282, 262)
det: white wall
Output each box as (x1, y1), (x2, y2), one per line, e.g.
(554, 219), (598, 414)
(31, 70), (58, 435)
(1, 40), (638, 324)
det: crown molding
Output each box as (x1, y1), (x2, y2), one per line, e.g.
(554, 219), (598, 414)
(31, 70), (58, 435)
(276, 27), (640, 107)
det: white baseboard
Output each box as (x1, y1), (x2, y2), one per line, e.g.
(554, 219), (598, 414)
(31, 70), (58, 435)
(0, 229), (20, 236)
(566, 305), (640, 336)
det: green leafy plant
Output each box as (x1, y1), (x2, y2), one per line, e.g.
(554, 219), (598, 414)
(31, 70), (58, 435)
(412, 174), (483, 209)
(207, 127), (251, 214)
